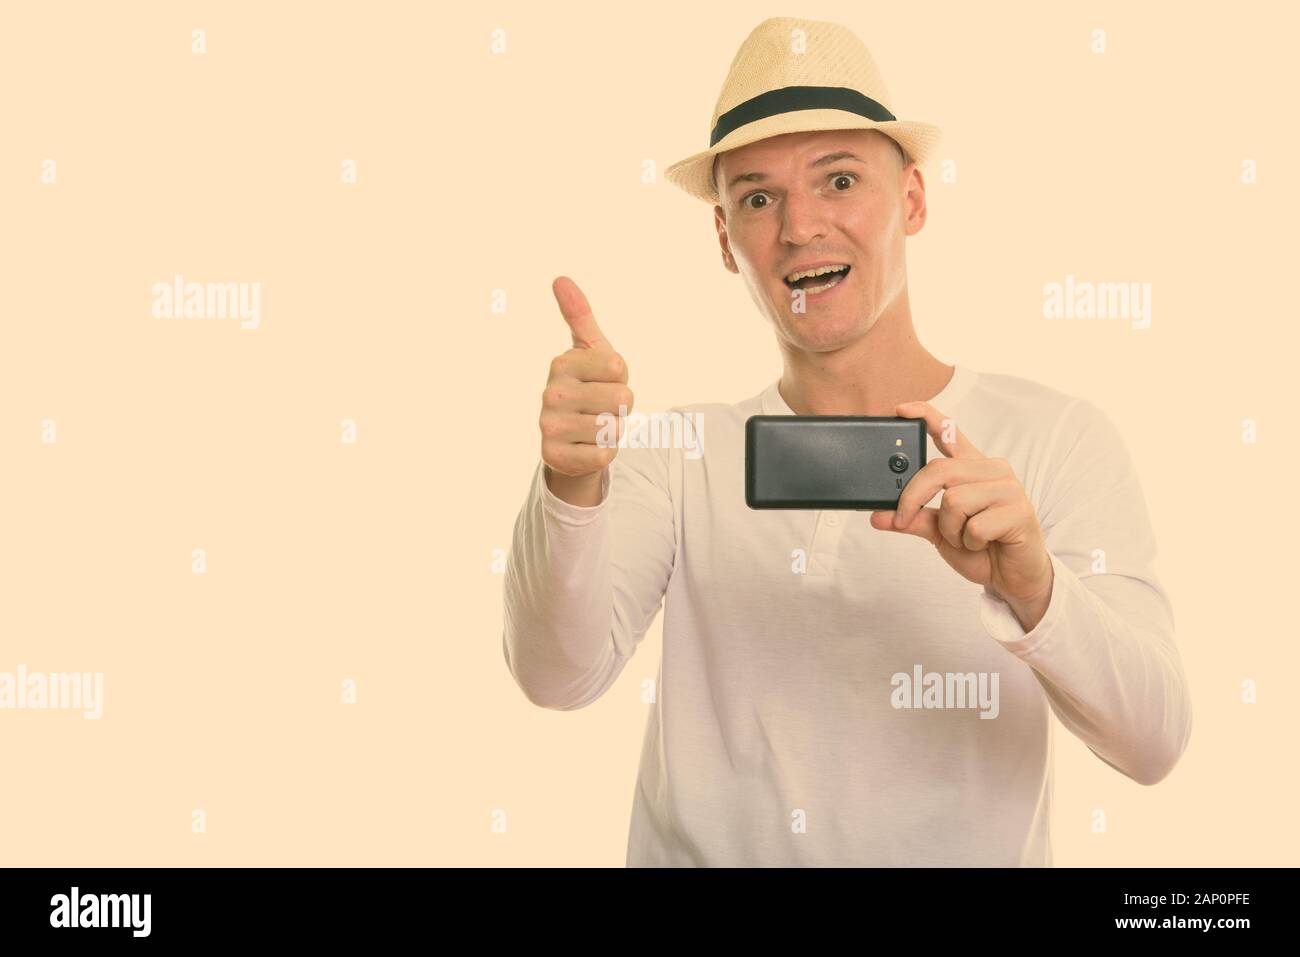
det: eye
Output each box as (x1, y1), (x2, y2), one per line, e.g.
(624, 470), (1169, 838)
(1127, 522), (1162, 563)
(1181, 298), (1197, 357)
(740, 172), (859, 210)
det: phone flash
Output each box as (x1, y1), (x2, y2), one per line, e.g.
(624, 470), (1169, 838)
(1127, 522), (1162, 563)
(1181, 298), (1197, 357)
(895, 439), (902, 446)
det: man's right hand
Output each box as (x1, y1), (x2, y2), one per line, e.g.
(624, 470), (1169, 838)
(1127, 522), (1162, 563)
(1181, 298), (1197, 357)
(540, 276), (634, 506)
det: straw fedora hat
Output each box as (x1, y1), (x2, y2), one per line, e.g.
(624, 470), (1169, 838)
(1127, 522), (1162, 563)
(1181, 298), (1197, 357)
(664, 17), (943, 205)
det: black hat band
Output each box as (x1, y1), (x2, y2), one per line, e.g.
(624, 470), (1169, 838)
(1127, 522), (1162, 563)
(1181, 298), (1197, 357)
(709, 85), (896, 148)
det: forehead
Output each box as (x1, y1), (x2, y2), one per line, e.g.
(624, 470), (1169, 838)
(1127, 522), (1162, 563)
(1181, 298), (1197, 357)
(719, 128), (888, 173)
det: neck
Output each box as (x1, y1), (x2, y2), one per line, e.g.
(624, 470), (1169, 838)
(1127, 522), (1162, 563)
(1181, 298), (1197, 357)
(775, 288), (952, 416)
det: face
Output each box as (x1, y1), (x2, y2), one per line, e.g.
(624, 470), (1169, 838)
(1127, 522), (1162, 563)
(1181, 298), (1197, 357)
(712, 129), (927, 353)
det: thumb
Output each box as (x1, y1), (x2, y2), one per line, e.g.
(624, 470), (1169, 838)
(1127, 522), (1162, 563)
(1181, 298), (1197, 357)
(552, 276), (612, 350)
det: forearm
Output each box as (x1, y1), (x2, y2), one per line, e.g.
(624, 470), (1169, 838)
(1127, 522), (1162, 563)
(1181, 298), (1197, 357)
(982, 551), (1193, 785)
(502, 461), (621, 710)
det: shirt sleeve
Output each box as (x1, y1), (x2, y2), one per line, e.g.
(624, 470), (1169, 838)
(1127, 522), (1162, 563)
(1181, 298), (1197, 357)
(502, 438), (676, 710)
(977, 397), (1193, 786)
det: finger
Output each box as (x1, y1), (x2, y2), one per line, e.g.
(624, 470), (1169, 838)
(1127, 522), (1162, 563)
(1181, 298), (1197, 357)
(874, 503), (1018, 556)
(960, 504), (1022, 552)
(540, 410), (628, 446)
(893, 458), (1014, 529)
(936, 478), (1021, 549)
(871, 505), (942, 545)
(894, 400), (983, 459)
(544, 380), (633, 418)
(558, 348), (629, 385)
(552, 276), (612, 351)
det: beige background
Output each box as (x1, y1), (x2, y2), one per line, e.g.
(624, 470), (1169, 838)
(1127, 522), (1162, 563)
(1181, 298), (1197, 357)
(1, 1), (1295, 866)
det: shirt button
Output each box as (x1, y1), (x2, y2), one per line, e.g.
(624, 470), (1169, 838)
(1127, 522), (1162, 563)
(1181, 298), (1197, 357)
(826, 514), (840, 526)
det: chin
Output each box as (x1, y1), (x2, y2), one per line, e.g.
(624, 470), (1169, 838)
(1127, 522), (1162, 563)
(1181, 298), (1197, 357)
(783, 320), (855, 350)
(782, 311), (875, 351)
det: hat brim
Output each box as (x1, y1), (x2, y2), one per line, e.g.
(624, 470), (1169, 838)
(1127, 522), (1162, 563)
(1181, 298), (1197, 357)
(664, 110), (943, 205)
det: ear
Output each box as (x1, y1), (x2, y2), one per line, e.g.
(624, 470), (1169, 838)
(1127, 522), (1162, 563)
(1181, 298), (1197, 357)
(715, 205), (739, 273)
(903, 164), (928, 237)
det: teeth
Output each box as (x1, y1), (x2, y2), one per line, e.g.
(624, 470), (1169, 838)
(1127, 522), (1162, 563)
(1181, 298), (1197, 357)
(785, 264), (848, 284)
(802, 273), (845, 294)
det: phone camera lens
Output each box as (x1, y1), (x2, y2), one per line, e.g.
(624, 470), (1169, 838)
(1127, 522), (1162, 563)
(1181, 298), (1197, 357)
(888, 452), (909, 473)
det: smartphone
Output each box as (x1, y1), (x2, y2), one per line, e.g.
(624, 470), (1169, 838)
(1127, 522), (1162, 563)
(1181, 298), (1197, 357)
(745, 415), (927, 510)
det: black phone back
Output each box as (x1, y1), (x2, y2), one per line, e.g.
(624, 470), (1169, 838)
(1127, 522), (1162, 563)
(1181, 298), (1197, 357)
(745, 415), (927, 510)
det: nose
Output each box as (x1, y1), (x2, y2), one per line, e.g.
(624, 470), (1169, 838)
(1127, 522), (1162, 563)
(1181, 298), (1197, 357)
(778, 190), (831, 247)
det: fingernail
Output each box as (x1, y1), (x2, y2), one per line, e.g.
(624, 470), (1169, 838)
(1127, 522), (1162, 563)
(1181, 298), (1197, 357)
(893, 510), (906, 528)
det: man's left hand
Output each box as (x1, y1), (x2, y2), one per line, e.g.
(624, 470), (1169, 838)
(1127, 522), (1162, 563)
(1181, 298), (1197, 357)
(869, 399), (1055, 631)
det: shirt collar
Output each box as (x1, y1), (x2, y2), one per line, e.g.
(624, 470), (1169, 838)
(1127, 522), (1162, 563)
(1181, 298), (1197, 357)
(758, 365), (974, 416)
(759, 378), (795, 415)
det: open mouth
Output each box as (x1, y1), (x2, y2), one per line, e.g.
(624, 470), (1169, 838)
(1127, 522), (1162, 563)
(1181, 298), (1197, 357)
(783, 264), (851, 295)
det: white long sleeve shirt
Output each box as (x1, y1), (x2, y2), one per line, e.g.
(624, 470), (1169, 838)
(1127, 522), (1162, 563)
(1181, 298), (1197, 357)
(502, 363), (1193, 866)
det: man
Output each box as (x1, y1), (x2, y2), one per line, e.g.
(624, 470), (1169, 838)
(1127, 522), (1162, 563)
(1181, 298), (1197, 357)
(503, 16), (1192, 866)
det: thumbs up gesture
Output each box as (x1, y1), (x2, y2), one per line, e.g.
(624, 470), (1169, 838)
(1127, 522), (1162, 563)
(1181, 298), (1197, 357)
(540, 277), (634, 505)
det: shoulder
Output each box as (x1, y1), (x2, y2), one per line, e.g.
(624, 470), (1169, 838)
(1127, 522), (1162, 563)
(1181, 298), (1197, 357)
(963, 368), (1083, 432)
(959, 367), (1130, 455)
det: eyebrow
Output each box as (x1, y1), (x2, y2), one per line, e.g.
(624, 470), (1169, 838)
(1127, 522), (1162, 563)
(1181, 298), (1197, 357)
(725, 150), (867, 192)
